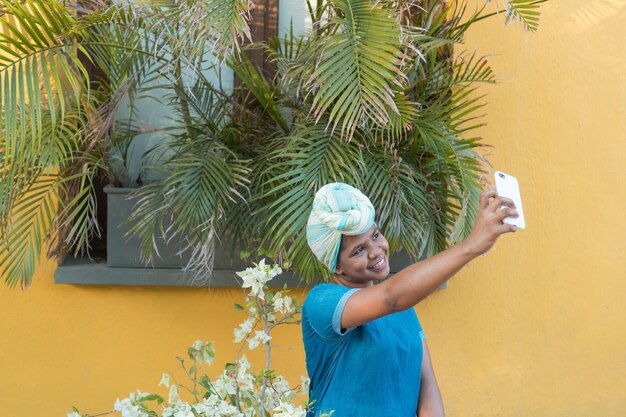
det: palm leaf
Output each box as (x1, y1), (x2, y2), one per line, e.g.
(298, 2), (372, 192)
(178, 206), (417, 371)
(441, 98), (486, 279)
(229, 51), (289, 132)
(56, 160), (102, 256)
(0, 175), (60, 288)
(359, 141), (431, 259)
(302, 0), (414, 138)
(128, 125), (250, 275)
(0, 0), (88, 130)
(255, 123), (364, 280)
(0, 0), (88, 226)
(147, 0), (252, 58)
(504, 0), (546, 32)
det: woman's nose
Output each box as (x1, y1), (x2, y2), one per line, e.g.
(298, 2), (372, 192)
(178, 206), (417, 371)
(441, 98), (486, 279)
(369, 244), (383, 259)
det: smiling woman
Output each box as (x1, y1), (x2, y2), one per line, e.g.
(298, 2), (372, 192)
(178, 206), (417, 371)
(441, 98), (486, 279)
(301, 182), (519, 417)
(334, 226), (390, 286)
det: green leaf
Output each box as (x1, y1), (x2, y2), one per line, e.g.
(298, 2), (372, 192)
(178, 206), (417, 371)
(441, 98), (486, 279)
(224, 362), (237, 373)
(298, 0), (415, 138)
(506, 0), (547, 32)
(142, 394), (164, 404)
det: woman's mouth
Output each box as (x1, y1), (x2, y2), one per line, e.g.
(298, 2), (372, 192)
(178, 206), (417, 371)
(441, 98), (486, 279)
(368, 257), (386, 272)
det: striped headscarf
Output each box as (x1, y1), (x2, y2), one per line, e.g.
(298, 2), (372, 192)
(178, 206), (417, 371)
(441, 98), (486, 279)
(306, 183), (376, 272)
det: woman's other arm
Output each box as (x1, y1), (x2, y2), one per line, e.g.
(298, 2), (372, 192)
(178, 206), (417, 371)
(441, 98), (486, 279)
(341, 190), (518, 329)
(417, 340), (444, 417)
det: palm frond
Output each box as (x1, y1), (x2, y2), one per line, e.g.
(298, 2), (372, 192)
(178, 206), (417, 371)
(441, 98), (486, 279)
(359, 141), (431, 259)
(0, 0), (89, 227)
(56, 161), (102, 256)
(411, 113), (485, 247)
(503, 0), (546, 32)
(301, 0), (414, 138)
(229, 51), (289, 132)
(0, 0), (88, 133)
(128, 126), (250, 275)
(150, 0), (252, 58)
(0, 174), (59, 288)
(406, 46), (493, 248)
(255, 123), (364, 280)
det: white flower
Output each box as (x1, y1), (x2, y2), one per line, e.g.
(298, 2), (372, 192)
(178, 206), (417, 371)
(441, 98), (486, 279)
(216, 400), (244, 416)
(272, 402), (307, 417)
(192, 398), (213, 415)
(113, 397), (147, 417)
(236, 262), (268, 298)
(236, 259), (282, 298)
(237, 374), (254, 391)
(174, 403), (194, 417)
(273, 376), (296, 401)
(67, 413), (81, 417)
(233, 317), (255, 343)
(238, 355), (252, 373)
(247, 330), (271, 350)
(112, 391), (153, 417)
(213, 373), (237, 398)
(193, 395), (243, 417)
(300, 376), (310, 394)
(163, 402), (194, 417)
(234, 355), (254, 390)
(159, 373), (170, 388)
(168, 384), (180, 404)
(272, 293), (294, 314)
(191, 340), (215, 365)
(268, 263), (282, 279)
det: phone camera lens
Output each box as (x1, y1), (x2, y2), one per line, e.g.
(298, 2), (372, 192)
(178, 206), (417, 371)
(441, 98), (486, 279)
(498, 173), (505, 178)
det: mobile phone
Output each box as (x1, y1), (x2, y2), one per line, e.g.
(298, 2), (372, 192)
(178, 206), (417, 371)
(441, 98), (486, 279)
(494, 171), (526, 229)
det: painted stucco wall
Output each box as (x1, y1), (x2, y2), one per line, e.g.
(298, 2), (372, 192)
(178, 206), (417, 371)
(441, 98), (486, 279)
(1, 2), (625, 416)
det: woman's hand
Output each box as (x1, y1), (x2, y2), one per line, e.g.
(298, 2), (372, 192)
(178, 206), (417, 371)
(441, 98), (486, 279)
(462, 189), (519, 257)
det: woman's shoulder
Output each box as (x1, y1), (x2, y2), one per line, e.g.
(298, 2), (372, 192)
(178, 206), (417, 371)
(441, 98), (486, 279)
(307, 282), (352, 296)
(304, 283), (355, 308)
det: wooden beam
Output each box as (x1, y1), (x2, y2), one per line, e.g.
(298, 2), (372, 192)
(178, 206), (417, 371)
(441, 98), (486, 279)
(246, 0), (278, 77)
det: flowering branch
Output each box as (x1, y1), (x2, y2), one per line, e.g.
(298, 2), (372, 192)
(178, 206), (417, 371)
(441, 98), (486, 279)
(68, 259), (309, 417)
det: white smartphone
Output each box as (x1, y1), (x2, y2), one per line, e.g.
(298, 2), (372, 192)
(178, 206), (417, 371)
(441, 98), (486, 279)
(494, 171), (526, 229)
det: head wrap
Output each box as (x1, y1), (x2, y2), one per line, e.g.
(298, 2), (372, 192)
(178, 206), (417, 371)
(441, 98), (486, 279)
(306, 183), (376, 272)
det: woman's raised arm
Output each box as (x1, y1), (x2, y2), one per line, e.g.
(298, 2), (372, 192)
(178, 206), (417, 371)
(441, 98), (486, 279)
(340, 190), (518, 329)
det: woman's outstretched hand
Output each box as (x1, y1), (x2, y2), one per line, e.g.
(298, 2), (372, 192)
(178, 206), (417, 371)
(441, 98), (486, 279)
(462, 190), (519, 257)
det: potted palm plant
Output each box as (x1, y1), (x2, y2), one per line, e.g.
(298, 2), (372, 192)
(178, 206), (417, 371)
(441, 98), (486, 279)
(0, 0), (546, 288)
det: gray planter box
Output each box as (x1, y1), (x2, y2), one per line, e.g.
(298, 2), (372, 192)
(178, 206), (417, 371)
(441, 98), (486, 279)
(104, 185), (245, 269)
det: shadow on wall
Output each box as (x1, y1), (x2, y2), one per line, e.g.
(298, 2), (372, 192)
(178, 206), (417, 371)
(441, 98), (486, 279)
(545, 0), (626, 33)
(536, 0), (626, 78)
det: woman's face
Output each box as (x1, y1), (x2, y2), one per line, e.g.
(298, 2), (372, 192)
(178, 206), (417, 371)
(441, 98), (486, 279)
(334, 226), (390, 287)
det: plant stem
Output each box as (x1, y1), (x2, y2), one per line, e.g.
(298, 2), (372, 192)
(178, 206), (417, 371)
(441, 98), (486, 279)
(172, 21), (193, 137)
(259, 298), (271, 417)
(193, 358), (199, 402)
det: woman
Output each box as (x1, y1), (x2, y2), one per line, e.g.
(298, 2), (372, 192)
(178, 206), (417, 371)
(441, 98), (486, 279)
(302, 183), (518, 417)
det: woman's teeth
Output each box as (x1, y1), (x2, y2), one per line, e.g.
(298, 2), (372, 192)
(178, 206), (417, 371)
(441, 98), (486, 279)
(369, 258), (385, 269)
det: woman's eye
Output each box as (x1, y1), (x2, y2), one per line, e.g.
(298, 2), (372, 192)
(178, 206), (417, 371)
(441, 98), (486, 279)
(373, 232), (380, 240)
(354, 247), (364, 255)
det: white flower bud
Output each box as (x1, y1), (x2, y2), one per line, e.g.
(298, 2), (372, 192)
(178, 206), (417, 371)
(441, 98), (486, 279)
(159, 372), (171, 388)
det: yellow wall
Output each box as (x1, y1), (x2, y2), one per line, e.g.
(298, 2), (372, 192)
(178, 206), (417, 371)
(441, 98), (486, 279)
(1, 2), (625, 416)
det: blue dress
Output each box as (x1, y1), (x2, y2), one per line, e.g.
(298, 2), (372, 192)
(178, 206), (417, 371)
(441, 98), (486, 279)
(302, 284), (426, 417)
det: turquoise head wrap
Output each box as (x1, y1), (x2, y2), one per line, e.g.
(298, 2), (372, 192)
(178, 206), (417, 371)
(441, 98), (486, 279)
(306, 183), (376, 272)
